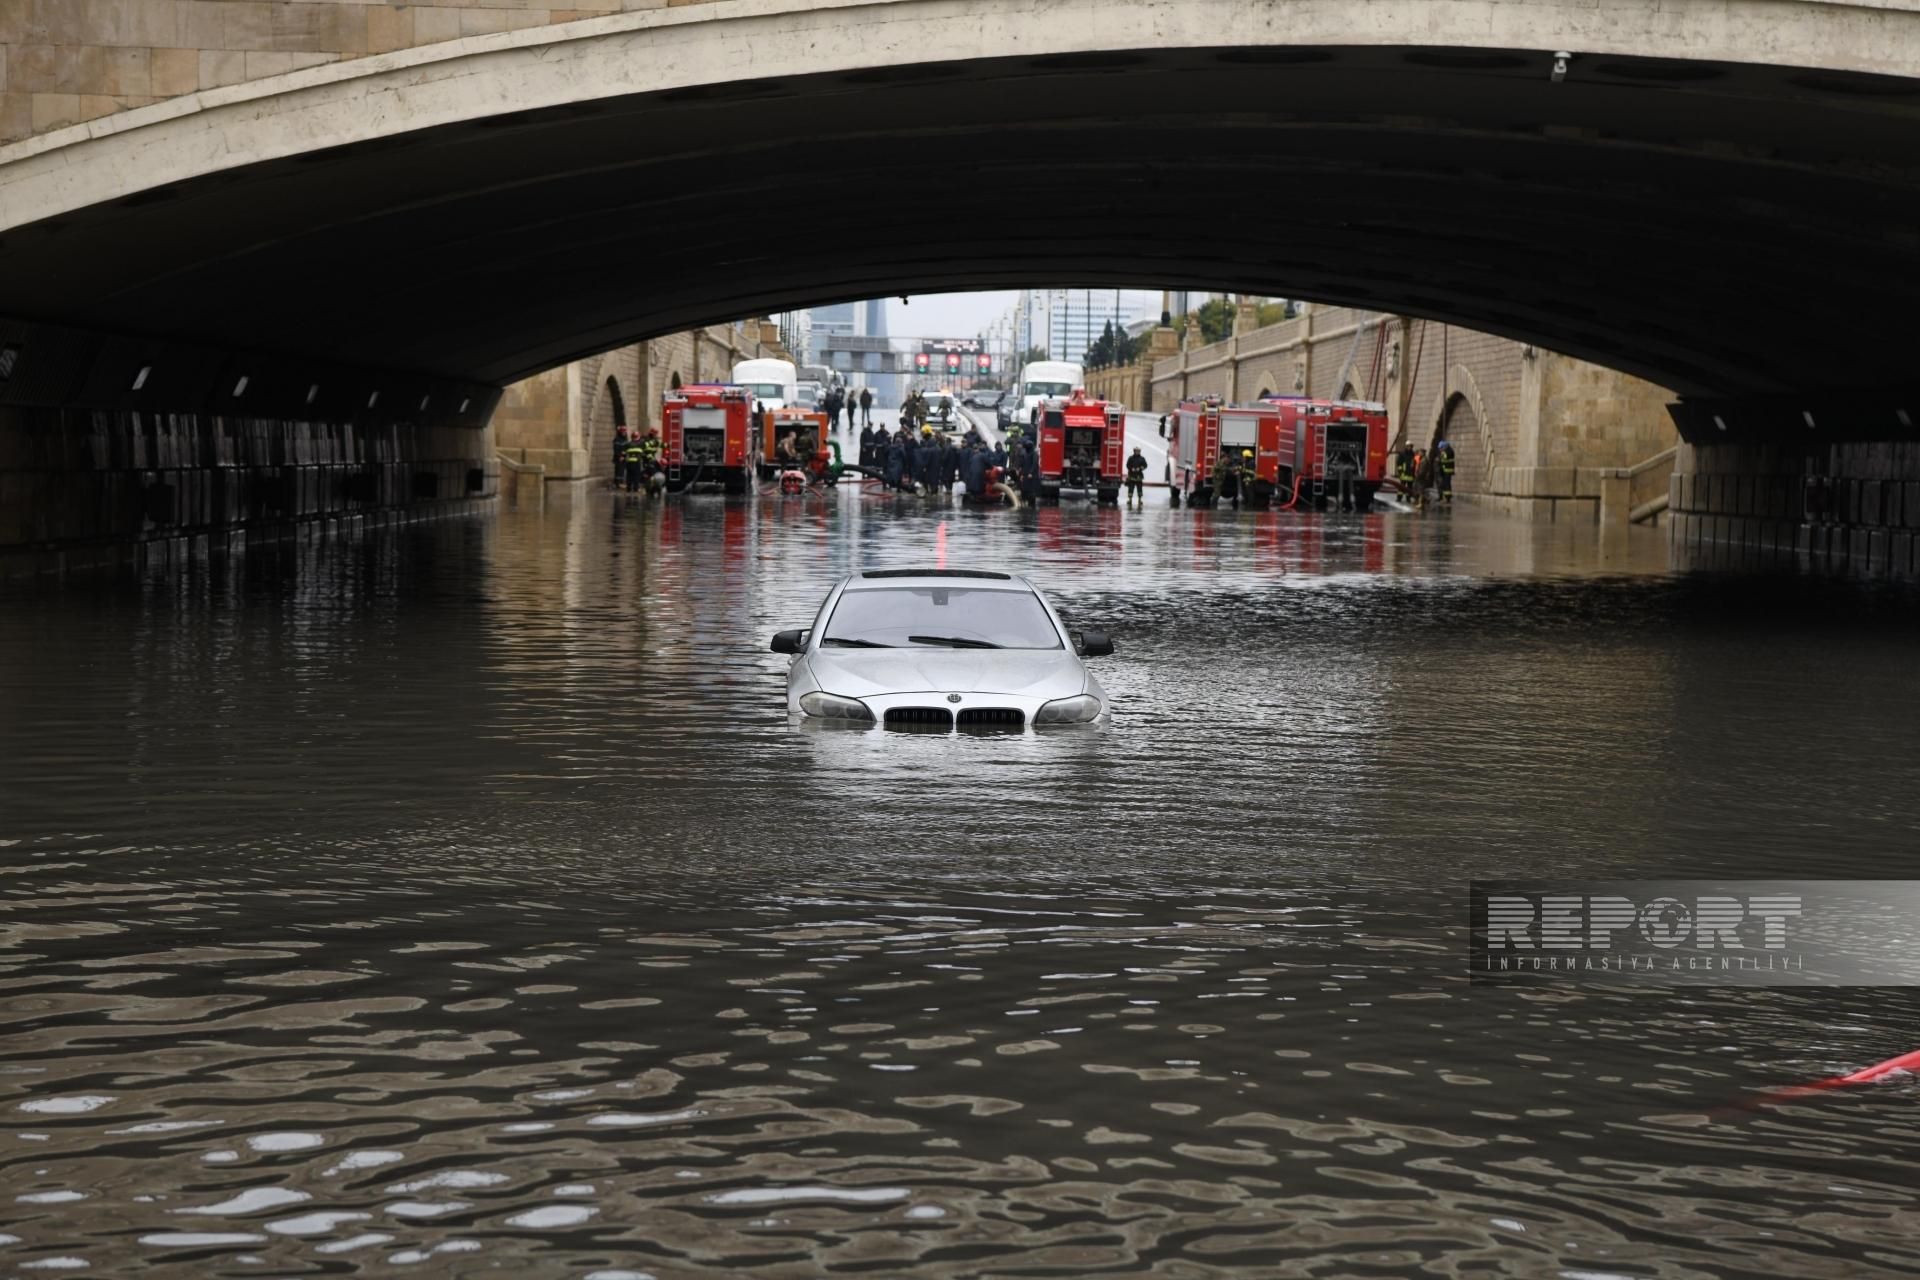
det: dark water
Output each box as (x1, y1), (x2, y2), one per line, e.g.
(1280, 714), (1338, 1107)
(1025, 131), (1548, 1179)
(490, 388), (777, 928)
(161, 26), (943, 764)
(3, 494), (1919, 1279)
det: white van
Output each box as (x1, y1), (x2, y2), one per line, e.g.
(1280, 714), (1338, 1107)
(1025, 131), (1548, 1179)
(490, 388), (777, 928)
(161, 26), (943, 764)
(732, 358), (798, 411)
(1015, 360), (1085, 426)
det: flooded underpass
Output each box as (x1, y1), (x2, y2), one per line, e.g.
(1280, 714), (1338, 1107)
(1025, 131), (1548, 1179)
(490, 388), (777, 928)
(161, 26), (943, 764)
(3, 494), (1918, 1278)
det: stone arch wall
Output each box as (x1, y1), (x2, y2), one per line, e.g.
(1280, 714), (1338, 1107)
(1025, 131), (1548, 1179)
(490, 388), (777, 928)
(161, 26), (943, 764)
(1424, 362), (1496, 495)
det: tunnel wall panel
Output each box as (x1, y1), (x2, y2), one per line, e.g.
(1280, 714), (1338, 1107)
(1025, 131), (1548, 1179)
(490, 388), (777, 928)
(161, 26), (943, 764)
(0, 406), (496, 577)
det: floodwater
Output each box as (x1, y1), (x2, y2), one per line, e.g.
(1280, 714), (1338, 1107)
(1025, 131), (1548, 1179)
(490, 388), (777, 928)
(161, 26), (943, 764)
(3, 486), (1919, 1279)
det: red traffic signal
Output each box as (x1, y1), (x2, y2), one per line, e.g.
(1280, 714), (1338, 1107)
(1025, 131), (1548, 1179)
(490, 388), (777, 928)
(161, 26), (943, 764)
(945, 353), (961, 371)
(914, 352), (930, 372)
(976, 354), (992, 371)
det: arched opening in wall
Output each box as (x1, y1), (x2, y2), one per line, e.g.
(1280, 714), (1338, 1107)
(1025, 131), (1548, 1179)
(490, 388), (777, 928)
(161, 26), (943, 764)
(1339, 381), (1356, 400)
(606, 377), (627, 430)
(1257, 386), (1274, 400)
(1438, 391), (1486, 495)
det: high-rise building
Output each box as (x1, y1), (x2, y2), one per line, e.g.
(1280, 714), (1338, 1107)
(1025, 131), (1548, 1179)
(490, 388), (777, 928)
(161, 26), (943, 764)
(805, 302), (858, 362)
(1033, 290), (1155, 364)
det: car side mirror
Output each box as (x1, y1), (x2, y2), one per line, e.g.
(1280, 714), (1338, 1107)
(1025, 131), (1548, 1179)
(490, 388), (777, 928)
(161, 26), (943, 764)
(1073, 629), (1114, 658)
(1157, 418), (1166, 438)
(770, 629), (805, 654)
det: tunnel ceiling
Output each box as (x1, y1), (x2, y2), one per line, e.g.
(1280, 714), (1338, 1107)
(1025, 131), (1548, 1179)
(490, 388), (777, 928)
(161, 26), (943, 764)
(3, 45), (1920, 400)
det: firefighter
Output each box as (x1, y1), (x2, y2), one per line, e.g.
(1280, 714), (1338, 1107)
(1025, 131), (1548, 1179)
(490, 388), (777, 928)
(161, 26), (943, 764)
(612, 426), (630, 487)
(915, 426), (937, 490)
(1437, 440), (1456, 504)
(1394, 442), (1416, 497)
(1125, 446), (1148, 507)
(1019, 441), (1041, 504)
(860, 386), (874, 428)
(621, 429), (649, 493)
(1410, 449), (1427, 509)
(885, 432), (905, 490)
(641, 427), (664, 495)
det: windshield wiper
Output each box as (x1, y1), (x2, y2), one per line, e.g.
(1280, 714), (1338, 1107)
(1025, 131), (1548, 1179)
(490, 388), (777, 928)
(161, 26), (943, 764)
(908, 635), (1002, 649)
(821, 637), (893, 648)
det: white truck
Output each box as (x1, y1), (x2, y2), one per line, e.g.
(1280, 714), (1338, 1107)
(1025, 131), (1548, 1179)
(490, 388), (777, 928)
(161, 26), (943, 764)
(1014, 360), (1085, 428)
(732, 358), (798, 411)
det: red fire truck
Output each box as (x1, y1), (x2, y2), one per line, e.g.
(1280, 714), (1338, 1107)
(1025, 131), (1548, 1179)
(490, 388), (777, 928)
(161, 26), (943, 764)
(758, 407), (831, 482)
(661, 384), (758, 494)
(1169, 396), (1390, 510)
(1167, 396), (1284, 508)
(1279, 398), (1391, 510)
(1032, 392), (1127, 504)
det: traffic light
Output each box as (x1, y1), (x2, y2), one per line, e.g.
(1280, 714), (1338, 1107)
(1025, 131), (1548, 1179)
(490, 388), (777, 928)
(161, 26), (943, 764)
(976, 354), (992, 372)
(945, 353), (961, 373)
(914, 352), (930, 373)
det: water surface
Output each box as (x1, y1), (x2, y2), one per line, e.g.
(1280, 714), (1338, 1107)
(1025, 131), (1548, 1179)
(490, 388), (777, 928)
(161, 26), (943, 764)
(2, 493), (1917, 1277)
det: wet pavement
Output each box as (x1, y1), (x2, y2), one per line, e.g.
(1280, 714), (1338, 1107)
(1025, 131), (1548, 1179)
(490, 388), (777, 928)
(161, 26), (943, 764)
(3, 490), (1919, 1278)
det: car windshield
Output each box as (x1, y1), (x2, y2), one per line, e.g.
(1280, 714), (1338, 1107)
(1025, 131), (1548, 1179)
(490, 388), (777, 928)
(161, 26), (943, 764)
(743, 382), (786, 400)
(1024, 381), (1072, 397)
(822, 587), (1063, 650)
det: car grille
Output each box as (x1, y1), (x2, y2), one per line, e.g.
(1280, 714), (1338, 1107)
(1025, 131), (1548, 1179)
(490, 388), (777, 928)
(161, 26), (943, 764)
(956, 708), (1025, 728)
(884, 707), (954, 728)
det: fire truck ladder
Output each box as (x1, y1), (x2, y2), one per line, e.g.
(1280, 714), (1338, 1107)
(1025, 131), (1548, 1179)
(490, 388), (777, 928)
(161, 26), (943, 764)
(1309, 422), (1328, 506)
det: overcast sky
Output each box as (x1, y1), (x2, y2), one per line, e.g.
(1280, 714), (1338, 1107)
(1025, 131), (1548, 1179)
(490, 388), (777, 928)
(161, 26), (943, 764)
(881, 289), (1165, 343)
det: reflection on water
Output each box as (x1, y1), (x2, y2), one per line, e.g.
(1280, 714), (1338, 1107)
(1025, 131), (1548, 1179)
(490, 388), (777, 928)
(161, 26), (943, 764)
(2, 495), (1919, 1277)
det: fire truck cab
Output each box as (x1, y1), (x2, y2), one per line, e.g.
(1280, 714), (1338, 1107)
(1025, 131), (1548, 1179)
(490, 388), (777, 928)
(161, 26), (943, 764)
(759, 407), (832, 482)
(661, 384), (758, 494)
(1032, 391), (1127, 504)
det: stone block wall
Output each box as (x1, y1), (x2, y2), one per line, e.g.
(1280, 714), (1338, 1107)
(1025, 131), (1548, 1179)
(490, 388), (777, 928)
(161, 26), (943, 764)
(1672, 440), (1920, 578)
(0, 0), (717, 144)
(0, 404), (494, 576)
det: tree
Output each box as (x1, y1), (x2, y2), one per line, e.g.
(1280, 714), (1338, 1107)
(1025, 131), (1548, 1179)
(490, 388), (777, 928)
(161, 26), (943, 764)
(1194, 297), (1236, 345)
(1084, 320), (1142, 370)
(1020, 346), (1051, 367)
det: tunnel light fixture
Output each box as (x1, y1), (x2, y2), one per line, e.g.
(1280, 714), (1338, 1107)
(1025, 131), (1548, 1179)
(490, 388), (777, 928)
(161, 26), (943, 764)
(1713, 414), (1728, 432)
(306, 383), (319, 405)
(1803, 410), (1817, 429)
(418, 394), (431, 412)
(1898, 408), (1912, 428)
(231, 375), (249, 397)
(131, 365), (151, 391)
(367, 391), (380, 409)
(458, 397), (470, 414)
(0, 345), (18, 381)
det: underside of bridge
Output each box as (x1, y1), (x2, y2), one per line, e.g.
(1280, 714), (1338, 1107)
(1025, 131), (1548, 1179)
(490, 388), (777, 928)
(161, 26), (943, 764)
(2, 10), (1919, 575)
(1, 43), (1919, 415)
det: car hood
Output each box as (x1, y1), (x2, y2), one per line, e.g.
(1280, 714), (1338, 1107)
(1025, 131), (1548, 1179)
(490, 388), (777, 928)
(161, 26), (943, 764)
(806, 648), (1087, 699)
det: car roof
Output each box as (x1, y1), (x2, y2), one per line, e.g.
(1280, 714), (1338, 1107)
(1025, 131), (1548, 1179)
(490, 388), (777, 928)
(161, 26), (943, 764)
(847, 569), (1031, 590)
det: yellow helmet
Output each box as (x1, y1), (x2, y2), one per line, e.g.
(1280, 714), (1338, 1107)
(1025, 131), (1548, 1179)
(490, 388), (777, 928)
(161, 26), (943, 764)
(1242, 449), (1254, 458)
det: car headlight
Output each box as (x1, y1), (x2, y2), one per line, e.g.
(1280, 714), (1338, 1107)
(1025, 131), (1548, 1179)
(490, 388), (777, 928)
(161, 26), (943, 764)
(799, 691), (875, 723)
(1033, 694), (1101, 725)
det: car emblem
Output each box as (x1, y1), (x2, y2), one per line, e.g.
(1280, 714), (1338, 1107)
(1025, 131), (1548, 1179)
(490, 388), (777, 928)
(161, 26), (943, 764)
(947, 694), (962, 704)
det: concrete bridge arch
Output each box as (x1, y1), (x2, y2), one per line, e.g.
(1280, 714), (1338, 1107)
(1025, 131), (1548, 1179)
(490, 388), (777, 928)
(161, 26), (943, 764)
(0, 0), (1916, 423)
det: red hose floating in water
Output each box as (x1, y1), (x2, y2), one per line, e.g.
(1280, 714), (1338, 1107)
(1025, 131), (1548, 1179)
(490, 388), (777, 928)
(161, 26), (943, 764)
(1759, 1047), (1920, 1104)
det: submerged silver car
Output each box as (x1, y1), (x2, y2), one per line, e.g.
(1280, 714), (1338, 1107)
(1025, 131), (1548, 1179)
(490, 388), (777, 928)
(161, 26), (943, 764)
(772, 570), (1112, 729)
